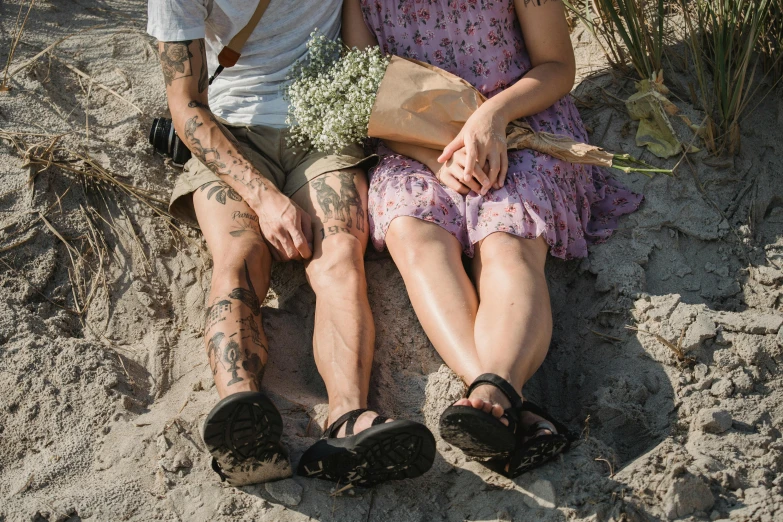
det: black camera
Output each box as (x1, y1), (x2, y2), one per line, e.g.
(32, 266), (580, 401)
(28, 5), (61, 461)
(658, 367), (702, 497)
(148, 117), (192, 167)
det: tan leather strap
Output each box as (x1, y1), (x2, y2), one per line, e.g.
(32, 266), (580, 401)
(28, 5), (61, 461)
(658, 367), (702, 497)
(217, 0), (270, 68)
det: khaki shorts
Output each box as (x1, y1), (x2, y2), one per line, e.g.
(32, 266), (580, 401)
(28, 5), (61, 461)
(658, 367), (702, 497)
(169, 123), (377, 228)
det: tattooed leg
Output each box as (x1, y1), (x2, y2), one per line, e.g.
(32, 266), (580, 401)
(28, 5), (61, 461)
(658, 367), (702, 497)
(291, 169), (382, 436)
(195, 184), (272, 399)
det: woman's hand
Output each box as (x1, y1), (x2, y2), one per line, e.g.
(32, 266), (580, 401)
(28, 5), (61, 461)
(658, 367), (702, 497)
(436, 148), (490, 196)
(438, 105), (509, 193)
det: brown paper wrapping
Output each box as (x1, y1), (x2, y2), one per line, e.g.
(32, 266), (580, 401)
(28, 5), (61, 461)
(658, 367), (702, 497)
(367, 56), (615, 168)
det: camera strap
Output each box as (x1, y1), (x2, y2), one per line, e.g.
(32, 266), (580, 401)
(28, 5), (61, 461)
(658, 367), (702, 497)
(208, 0), (271, 85)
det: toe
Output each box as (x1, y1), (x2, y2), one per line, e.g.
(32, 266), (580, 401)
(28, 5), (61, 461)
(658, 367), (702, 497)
(491, 403), (509, 425)
(468, 398), (493, 413)
(454, 398), (472, 407)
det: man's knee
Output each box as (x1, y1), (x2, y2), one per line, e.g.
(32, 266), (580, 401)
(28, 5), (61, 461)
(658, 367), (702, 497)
(307, 232), (365, 292)
(211, 236), (271, 289)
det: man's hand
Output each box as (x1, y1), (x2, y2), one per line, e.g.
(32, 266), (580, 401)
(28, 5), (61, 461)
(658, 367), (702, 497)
(156, 39), (314, 262)
(252, 191), (313, 261)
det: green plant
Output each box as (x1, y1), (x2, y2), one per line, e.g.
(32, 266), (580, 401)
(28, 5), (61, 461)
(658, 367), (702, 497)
(758, 0), (783, 75)
(564, 0), (667, 79)
(681, 0), (775, 154)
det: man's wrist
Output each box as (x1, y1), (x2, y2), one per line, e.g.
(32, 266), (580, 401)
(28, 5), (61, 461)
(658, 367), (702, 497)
(237, 175), (282, 208)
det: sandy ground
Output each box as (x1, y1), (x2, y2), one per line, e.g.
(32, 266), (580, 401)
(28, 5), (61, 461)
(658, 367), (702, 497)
(1, 1), (782, 521)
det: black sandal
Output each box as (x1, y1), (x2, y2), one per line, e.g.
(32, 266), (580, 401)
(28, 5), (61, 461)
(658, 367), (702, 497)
(201, 391), (292, 486)
(502, 401), (573, 478)
(297, 408), (436, 487)
(439, 373), (524, 459)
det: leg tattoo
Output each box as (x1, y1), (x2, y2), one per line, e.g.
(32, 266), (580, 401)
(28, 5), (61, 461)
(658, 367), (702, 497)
(338, 172), (364, 232)
(312, 178), (346, 222)
(228, 261), (261, 315)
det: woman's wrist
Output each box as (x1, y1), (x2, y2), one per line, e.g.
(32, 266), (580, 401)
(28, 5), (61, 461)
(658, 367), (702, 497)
(480, 97), (513, 129)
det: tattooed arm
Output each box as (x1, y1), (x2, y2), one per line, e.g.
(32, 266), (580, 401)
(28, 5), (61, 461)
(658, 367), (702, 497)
(158, 39), (313, 261)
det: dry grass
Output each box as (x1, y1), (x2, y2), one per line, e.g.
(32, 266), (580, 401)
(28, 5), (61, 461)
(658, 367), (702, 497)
(680, 0), (779, 155)
(759, 0), (783, 76)
(1, 0), (36, 91)
(565, 0), (668, 79)
(0, 129), (190, 316)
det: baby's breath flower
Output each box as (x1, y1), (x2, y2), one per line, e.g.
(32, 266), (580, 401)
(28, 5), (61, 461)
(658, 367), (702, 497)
(285, 33), (391, 154)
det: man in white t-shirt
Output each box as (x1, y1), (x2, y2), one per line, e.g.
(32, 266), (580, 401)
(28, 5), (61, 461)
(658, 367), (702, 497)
(147, 0), (434, 487)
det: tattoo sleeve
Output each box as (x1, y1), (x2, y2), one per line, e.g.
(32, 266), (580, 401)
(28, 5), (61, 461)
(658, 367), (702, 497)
(160, 41), (193, 86)
(181, 101), (270, 195)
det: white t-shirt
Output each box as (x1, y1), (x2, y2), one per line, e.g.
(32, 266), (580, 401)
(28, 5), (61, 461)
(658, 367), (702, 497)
(147, 0), (342, 127)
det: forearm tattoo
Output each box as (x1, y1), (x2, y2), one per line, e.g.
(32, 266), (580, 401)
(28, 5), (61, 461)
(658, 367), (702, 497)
(160, 41), (193, 86)
(184, 101), (270, 193)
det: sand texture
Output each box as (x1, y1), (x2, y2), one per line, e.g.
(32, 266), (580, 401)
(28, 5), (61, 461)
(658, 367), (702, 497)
(1, 2), (782, 521)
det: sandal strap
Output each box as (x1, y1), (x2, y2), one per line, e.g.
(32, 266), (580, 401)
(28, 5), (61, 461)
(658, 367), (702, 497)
(520, 401), (575, 441)
(371, 415), (389, 426)
(324, 408), (369, 438)
(525, 420), (557, 437)
(467, 373), (524, 410)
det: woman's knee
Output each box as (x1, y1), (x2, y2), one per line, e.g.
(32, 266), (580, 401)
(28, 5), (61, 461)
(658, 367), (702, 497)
(386, 217), (460, 266)
(477, 233), (548, 272)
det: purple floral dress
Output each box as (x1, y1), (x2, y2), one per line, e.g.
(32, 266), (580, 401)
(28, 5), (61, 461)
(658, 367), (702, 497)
(360, 0), (643, 259)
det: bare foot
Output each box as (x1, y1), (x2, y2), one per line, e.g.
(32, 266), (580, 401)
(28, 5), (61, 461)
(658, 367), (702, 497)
(453, 384), (512, 426)
(453, 386), (558, 438)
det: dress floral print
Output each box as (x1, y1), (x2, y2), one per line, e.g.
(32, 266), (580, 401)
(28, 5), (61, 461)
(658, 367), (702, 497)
(361, 0), (643, 259)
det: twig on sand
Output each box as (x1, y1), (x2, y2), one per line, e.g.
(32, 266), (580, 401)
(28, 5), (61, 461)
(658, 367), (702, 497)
(51, 55), (144, 115)
(13, 473), (35, 496)
(5, 24), (106, 82)
(580, 414), (592, 441)
(626, 325), (695, 365)
(1, 0), (36, 91)
(595, 456), (615, 477)
(589, 328), (624, 343)
(331, 482), (354, 496)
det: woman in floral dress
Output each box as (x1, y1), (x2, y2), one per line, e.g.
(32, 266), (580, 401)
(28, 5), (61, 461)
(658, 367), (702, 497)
(343, 0), (642, 475)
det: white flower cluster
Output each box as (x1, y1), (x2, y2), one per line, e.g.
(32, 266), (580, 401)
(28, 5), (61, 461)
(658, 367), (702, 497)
(285, 32), (390, 154)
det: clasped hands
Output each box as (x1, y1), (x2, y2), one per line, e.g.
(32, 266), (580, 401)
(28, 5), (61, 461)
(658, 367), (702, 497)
(436, 106), (509, 196)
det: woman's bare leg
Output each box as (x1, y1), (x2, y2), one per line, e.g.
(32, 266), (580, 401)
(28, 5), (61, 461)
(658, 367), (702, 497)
(453, 233), (552, 428)
(385, 217), (483, 385)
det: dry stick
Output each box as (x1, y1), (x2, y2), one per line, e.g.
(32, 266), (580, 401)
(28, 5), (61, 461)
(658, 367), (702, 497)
(626, 325), (689, 362)
(51, 56), (144, 115)
(0, 0), (35, 91)
(589, 328), (624, 343)
(84, 81), (92, 144)
(6, 24), (106, 81)
(595, 456), (615, 477)
(0, 232), (37, 253)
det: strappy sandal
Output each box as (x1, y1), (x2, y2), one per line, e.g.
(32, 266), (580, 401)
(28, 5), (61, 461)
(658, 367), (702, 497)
(297, 408), (436, 487)
(439, 373), (524, 459)
(201, 391), (292, 486)
(502, 401), (573, 478)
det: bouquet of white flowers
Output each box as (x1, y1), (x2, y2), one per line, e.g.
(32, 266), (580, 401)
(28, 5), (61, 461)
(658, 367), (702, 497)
(286, 33), (669, 175)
